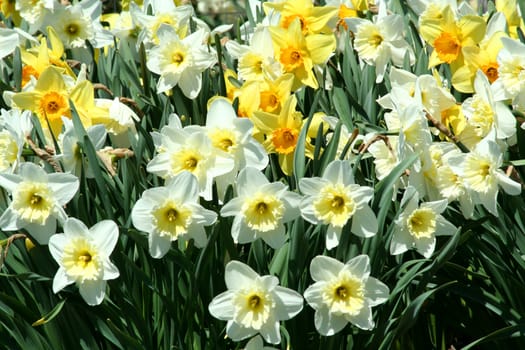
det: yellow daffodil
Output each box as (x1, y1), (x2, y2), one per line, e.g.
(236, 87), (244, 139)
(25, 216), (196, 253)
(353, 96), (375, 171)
(264, 0), (338, 35)
(269, 18), (336, 90)
(420, 5), (486, 71)
(251, 95), (312, 176)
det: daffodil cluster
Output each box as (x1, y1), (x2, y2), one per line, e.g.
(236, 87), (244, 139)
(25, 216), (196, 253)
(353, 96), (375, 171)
(0, 0), (524, 348)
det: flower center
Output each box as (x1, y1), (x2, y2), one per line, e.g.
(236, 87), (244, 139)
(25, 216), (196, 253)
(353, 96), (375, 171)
(434, 31), (461, 63)
(243, 194), (284, 232)
(271, 127), (298, 154)
(313, 184), (355, 227)
(39, 91), (70, 121)
(324, 273), (365, 316)
(260, 91), (280, 113)
(62, 238), (101, 281)
(172, 52), (184, 66)
(406, 207), (437, 239)
(280, 47), (303, 72)
(67, 23), (79, 35)
(153, 200), (192, 239)
(481, 63), (499, 83)
(12, 182), (54, 225)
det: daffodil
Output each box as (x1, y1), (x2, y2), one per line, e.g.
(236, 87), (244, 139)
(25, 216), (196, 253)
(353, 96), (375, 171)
(251, 95), (312, 176)
(458, 70), (516, 148)
(93, 97), (139, 148)
(390, 186), (457, 258)
(56, 118), (107, 178)
(48, 217), (119, 306)
(346, 5), (415, 83)
(0, 27), (38, 60)
(419, 5), (486, 71)
(16, 0), (56, 33)
(220, 167), (301, 249)
(243, 335), (277, 350)
(300, 160), (377, 250)
(263, 0), (338, 35)
(208, 260), (303, 344)
(0, 108), (32, 173)
(146, 26), (217, 98)
(225, 26), (280, 82)
(448, 138), (521, 216)
(303, 255), (389, 334)
(451, 23), (507, 93)
(131, 171), (217, 258)
(146, 118), (234, 201)
(492, 37), (525, 110)
(44, 0), (113, 49)
(130, 1), (192, 46)
(269, 18), (336, 90)
(11, 66), (102, 139)
(0, 162), (79, 244)
(204, 98), (268, 199)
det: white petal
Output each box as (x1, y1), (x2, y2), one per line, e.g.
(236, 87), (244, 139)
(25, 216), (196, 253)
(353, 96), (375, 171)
(259, 320), (281, 344)
(148, 232), (172, 259)
(325, 225), (342, 250)
(414, 236), (436, 258)
(103, 261), (120, 280)
(49, 234), (68, 262)
(225, 260), (260, 290)
(226, 320), (257, 341)
(347, 305), (374, 330)
(52, 267), (75, 294)
(179, 70), (202, 99)
(434, 217), (457, 236)
(314, 306), (348, 336)
(344, 255), (370, 280)
(208, 290), (235, 320)
(90, 220), (119, 255)
(364, 277), (390, 307)
(323, 160), (354, 185)
(261, 225), (287, 249)
(497, 171), (521, 196)
(79, 279), (106, 306)
(273, 286), (303, 320)
(298, 177), (327, 195)
(63, 217), (90, 239)
(351, 206), (378, 238)
(390, 228), (412, 256)
(310, 255), (343, 282)
(206, 98), (236, 127)
(165, 171), (199, 202)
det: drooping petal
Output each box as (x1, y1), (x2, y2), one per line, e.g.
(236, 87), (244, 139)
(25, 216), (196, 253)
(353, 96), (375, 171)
(79, 279), (106, 306)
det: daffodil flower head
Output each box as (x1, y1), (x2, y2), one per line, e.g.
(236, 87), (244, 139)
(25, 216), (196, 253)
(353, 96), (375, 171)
(49, 217), (120, 306)
(0, 162), (79, 244)
(299, 160), (378, 250)
(390, 186), (457, 258)
(493, 37), (525, 109)
(146, 25), (217, 98)
(208, 260), (303, 344)
(146, 123), (234, 201)
(346, 4), (415, 83)
(303, 255), (389, 335)
(220, 167), (301, 249)
(131, 171), (217, 258)
(448, 138), (521, 216)
(0, 109), (32, 173)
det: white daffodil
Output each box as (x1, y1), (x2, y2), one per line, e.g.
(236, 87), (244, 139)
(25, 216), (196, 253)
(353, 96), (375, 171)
(0, 109), (32, 173)
(16, 0), (56, 33)
(56, 118), (107, 178)
(0, 162), (79, 244)
(130, 1), (193, 47)
(220, 167), (301, 249)
(492, 37), (525, 110)
(208, 260), (303, 344)
(204, 98), (268, 200)
(346, 3), (414, 82)
(146, 25), (217, 98)
(94, 97), (139, 148)
(460, 70), (516, 146)
(146, 122), (234, 201)
(448, 138), (521, 216)
(0, 27), (38, 59)
(48, 217), (119, 306)
(45, 0), (113, 49)
(390, 186), (457, 258)
(303, 255), (389, 335)
(299, 160), (377, 250)
(131, 171), (217, 258)
(225, 25), (280, 82)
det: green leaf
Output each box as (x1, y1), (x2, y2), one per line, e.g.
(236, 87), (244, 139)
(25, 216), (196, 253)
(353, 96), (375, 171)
(32, 299), (66, 327)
